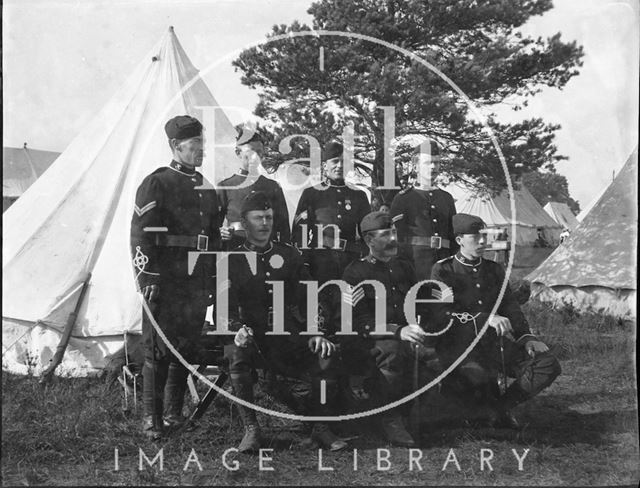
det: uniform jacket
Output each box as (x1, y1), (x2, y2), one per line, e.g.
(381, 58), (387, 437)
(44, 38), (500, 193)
(390, 187), (456, 249)
(227, 241), (329, 336)
(340, 255), (420, 338)
(292, 181), (370, 251)
(217, 172), (291, 242)
(429, 253), (536, 364)
(130, 161), (220, 291)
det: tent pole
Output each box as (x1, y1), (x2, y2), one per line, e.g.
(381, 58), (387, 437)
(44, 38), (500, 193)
(39, 273), (92, 383)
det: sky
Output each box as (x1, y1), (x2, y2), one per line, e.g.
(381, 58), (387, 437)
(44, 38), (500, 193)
(3, 0), (638, 208)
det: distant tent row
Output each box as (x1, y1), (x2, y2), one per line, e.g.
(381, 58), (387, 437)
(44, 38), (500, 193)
(528, 148), (637, 319)
(443, 182), (563, 247)
(2, 27), (239, 376)
(544, 201), (579, 230)
(3, 145), (59, 211)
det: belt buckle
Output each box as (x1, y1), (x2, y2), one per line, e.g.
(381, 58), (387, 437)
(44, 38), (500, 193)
(338, 238), (347, 251)
(431, 236), (442, 249)
(197, 234), (209, 251)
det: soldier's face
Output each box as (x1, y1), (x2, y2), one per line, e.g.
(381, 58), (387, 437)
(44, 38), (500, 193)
(323, 157), (344, 181)
(366, 228), (398, 259)
(457, 233), (487, 259)
(413, 154), (441, 183)
(238, 142), (264, 170)
(175, 136), (204, 167)
(243, 209), (274, 244)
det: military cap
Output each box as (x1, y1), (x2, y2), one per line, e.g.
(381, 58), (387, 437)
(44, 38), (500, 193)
(323, 141), (343, 161)
(164, 115), (203, 140)
(452, 213), (486, 235)
(361, 211), (393, 233)
(236, 123), (264, 146)
(241, 191), (273, 216)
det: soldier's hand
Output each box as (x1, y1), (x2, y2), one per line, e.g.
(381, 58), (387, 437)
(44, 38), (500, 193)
(220, 226), (234, 241)
(525, 340), (549, 358)
(487, 315), (513, 336)
(142, 285), (160, 302)
(399, 324), (428, 345)
(308, 336), (335, 358)
(234, 325), (254, 348)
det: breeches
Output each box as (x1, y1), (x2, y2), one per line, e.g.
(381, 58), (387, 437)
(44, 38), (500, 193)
(224, 335), (340, 382)
(451, 348), (561, 401)
(141, 286), (209, 364)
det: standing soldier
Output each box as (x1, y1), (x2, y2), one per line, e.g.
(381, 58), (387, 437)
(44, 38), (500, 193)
(340, 211), (431, 447)
(130, 115), (221, 439)
(390, 141), (456, 280)
(429, 213), (561, 428)
(217, 125), (290, 249)
(292, 140), (371, 285)
(225, 191), (347, 453)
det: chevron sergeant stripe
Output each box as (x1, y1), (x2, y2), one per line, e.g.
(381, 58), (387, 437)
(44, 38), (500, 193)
(432, 286), (454, 302)
(343, 285), (365, 306)
(293, 210), (308, 225)
(134, 201), (157, 217)
(391, 213), (404, 223)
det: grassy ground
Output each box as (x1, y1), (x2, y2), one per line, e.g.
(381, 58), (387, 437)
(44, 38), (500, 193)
(2, 300), (638, 486)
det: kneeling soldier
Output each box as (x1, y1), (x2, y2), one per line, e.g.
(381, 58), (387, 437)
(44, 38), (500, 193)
(340, 211), (431, 447)
(429, 213), (561, 428)
(224, 191), (347, 453)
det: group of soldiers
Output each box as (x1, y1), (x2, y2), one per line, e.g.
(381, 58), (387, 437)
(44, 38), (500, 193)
(130, 115), (561, 452)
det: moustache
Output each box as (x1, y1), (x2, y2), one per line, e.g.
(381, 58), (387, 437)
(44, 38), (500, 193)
(384, 242), (398, 250)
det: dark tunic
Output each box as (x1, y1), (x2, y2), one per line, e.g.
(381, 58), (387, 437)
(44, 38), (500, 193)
(292, 181), (371, 283)
(217, 171), (291, 245)
(390, 187), (456, 279)
(130, 160), (221, 360)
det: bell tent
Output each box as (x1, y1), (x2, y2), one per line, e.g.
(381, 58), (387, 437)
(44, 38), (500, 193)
(2, 27), (239, 376)
(544, 201), (579, 230)
(527, 148), (637, 318)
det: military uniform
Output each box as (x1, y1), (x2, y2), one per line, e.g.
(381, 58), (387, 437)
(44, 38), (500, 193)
(292, 181), (370, 283)
(130, 115), (221, 437)
(224, 191), (345, 452)
(390, 186), (456, 280)
(429, 216), (560, 420)
(217, 170), (290, 247)
(338, 211), (431, 447)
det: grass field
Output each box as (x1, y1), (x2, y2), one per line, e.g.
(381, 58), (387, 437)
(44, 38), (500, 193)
(2, 300), (638, 486)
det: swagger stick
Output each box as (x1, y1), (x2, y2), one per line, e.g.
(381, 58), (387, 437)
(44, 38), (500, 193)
(410, 315), (422, 438)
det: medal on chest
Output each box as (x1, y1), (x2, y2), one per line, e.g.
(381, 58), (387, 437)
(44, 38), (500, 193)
(345, 198), (352, 211)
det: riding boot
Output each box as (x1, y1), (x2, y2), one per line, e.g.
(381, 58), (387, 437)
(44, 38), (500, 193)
(142, 359), (168, 440)
(378, 369), (416, 447)
(230, 373), (262, 453)
(309, 377), (347, 451)
(164, 362), (189, 428)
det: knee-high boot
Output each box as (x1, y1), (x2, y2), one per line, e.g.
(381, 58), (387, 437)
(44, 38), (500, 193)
(230, 373), (262, 453)
(164, 362), (189, 426)
(142, 359), (168, 439)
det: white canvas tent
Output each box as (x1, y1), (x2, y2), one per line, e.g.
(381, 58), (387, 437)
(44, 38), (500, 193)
(527, 148), (637, 318)
(443, 181), (563, 247)
(2, 27), (239, 376)
(544, 201), (579, 230)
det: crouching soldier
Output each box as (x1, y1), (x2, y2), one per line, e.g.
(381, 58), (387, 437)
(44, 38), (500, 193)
(339, 211), (432, 447)
(429, 213), (561, 428)
(130, 115), (221, 439)
(224, 191), (347, 453)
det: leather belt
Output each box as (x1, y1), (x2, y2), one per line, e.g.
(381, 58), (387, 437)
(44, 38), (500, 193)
(322, 236), (363, 253)
(408, 236), (450, 249)
(155, 234), (212, 251)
